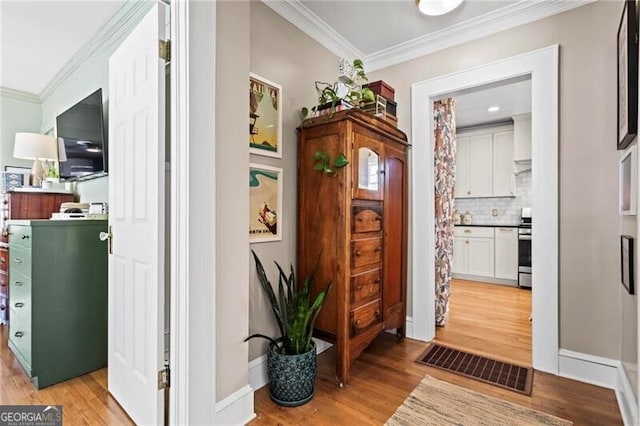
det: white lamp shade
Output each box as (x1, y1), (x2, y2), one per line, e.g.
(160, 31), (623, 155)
(417, 0), (464, 16)
(13, 132), (58, 161)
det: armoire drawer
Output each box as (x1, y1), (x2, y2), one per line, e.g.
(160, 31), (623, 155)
(351, 238), (383, 269)
(0, 271), (7, 298)
(352, 205), (383, 233)
(350, 269), (382, 304)
(0, 248), (7, 272)
(350, 299), (382, 336)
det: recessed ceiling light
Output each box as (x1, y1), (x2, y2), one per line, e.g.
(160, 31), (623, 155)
(487, 106), (500, 113)
(416, 0), (464, 16)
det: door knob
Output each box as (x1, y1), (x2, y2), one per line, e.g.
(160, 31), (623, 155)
(99, 226), (113, 254)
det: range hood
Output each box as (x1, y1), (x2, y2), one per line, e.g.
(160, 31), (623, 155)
(515, 159), (531, 174)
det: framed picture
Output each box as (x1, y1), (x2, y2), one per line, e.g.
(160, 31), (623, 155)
(249, 74), (282, 158)
(617, 0), (639, 150)
(621, 235), (635, 295)
(620, 145), (637, 215)
(249, 163), (283, 243)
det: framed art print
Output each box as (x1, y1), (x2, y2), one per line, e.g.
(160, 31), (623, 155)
(621, 235), (635, 295)
(617, 0), (639, 150)
(249, 74), (282, 158)
(249, 163), (283, 243)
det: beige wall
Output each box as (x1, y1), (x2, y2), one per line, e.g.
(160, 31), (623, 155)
(215, 1), (251, 400)
(248, 1), (339, 360)
(371, 1), (623, 359)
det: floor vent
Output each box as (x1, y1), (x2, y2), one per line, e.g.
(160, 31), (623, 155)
(417, 343), (533, 396)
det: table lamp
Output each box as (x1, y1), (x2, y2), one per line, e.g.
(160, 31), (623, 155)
(13, 132), (58, 187)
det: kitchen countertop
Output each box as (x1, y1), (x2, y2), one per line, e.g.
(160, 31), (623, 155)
(454, 223), (520, 228)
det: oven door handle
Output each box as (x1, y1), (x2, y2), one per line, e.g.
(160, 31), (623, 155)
(519, 235), (532, 241)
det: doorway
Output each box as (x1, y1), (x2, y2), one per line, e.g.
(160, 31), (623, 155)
(410, 45), (559, 374)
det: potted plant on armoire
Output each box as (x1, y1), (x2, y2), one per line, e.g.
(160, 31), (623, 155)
(246, 250), (332, 406)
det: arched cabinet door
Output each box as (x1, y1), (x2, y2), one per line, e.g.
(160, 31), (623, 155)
(352, 130), (384, 200)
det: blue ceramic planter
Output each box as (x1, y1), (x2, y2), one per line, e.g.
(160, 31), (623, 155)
(267, 341), (317, 407)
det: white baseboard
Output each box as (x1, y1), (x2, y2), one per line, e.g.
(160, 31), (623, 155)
(616, 364), (638, 426)
(248, 338), (333, 391)
(558, 349), (618, 389)
(405, 316), (414, 339)
(214, 384), (256, 425)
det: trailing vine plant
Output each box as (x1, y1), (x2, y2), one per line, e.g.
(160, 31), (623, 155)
(313, 150), (349, 176)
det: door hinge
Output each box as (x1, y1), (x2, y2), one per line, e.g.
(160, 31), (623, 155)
(158, 365), (170, 389)
(159, 40), (171, 62)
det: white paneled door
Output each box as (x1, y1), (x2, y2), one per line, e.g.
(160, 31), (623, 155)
(107, 3), (167, 425)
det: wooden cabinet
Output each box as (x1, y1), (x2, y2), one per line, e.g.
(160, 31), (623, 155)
(494, 227), (518, 279)
(8, 219), (107, 389)
(0, 191), (74, 326)
(453, 226), (494, 277)
(298, 109), (408, 385)
(455, 127), (515, 198)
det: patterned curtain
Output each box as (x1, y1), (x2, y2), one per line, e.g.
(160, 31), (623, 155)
(433, 98), (456, 326)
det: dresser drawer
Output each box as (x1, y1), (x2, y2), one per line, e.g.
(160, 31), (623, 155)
(351, 238), (383, 269)
(454, 226), (494, 238)
(350, 299), (382, 336)
(9, 270), (30, 302)
(0, 271), (7, 298)
(9, 226), (32, 249)
(350, 269), (382, 304)
(0, 248), (7, 272)
(9, 305), (32, 366)
(352, 205), (383, 233)
(9, 246), (31, 278)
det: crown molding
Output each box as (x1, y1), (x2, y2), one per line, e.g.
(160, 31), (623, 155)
(39, 0), (154, 103)
(0, 87), (41, 104)
(366, 0), (596, 71)
(261, 0), (364, 60)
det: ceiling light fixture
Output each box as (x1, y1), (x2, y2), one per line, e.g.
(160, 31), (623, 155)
(488, 106), (500, 112)
(416, 0), (464, 16)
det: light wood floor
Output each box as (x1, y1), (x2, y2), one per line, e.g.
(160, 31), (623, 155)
(0, 326), (134, 425)
(0, 280), (623, 425)
(251, 279), (622, 425)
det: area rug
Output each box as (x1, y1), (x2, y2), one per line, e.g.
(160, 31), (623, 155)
(385, 375), (572, 426)
(417, 343), (533, 395)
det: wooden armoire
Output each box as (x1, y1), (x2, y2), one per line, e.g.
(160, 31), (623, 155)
(297, 109), (409, 385)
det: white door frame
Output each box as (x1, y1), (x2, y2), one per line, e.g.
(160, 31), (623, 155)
(410, 45), (559, 374)
(170, 1), (217, 424)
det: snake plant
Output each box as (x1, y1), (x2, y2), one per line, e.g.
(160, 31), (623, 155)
(247, 250), (332, 355)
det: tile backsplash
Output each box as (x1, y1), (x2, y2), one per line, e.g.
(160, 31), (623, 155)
(454, 170), (531, 225)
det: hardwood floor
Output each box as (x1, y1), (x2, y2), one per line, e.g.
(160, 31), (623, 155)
(0, 326), (133, 425)
(252, 279), (622, 425)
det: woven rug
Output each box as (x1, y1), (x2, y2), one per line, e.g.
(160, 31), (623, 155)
(385, 375), (572, 426)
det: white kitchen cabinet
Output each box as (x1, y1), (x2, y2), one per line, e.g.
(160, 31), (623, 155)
(512, 113), (532, 163)
(452, 227), (494, 278)
(494, 227), (518, 279)
(455, 134), (492, 198)
(492, 130), (516, 197)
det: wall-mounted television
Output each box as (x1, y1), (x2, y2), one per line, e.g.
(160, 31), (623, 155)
(56, 88), (107, 180)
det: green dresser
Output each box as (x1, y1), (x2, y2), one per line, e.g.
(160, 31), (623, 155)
(7, 219), (108, 389)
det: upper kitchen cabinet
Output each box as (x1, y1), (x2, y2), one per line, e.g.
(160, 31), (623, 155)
(512, 113), (532, 173)
(455, 126), (515, 198)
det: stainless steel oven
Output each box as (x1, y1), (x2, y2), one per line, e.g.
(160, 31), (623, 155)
(518, 208), (532, 288)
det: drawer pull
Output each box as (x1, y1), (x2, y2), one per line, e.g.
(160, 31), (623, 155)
(374, 278), (381, 284)
(375, 309), (381, 318)
(356, 319), (361, 326)
(14, 281), (23, 287)
(14, 258), (22, 264)
(356, 284), (363, 291)
(15, 302), (25, 308)
(356, 218), (362, 222)
(0, 306), (5, 311)
(14, 331), (24, 338)
(463, 229), (471, 233)
(1, 281), (5, 287)
(465, 240), (469, 244)
(375, 216), (381, 221)
(355, 250), (362, 256)
(0, 257), (4, 264)
(374, 246), (382, 252)
(21, 235), (29, 240)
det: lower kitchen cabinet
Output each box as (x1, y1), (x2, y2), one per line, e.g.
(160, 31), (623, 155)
(453, 227), (494, 278)
(494, 227), (518, 280)
(7, 219), (107, 389)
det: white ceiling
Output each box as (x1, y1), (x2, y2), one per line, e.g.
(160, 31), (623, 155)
(0, 1), (125, 95)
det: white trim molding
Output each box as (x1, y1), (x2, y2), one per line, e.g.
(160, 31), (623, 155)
(405, 316), (414, 340)
(248, 338), (333, 391)
(260, 0), (363, 61)
(39, 0), (154, 102)
(0, 87), (41, 104)
(214, 385), (256, 426)
(262, 0), (594, 72)
(410, 45), (559, 374)
(558, 349), (638, 425)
